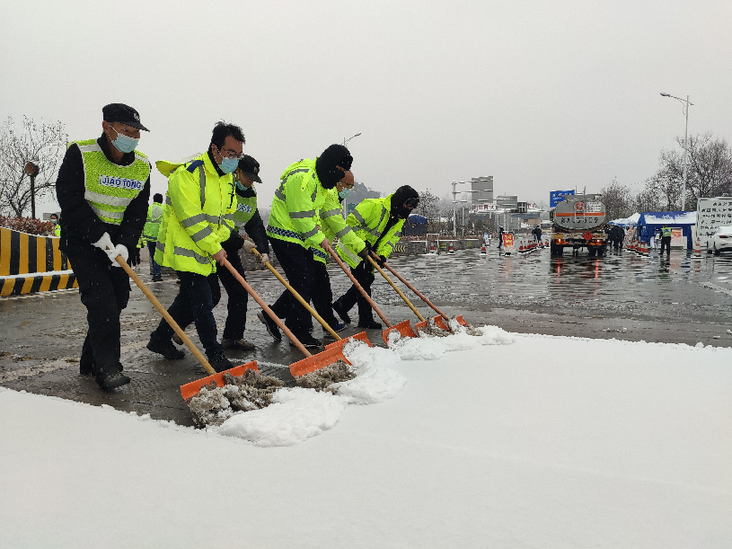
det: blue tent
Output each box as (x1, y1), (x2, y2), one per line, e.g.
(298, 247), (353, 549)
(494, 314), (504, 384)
(404, 214), (428, 236)
(407, 214), (427, 224)
(635, 211), (697, 249)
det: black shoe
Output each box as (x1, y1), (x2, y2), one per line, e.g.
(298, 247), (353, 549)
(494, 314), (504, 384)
(147, 337), (185, 359)
(208, 351), (234, 373)
(323, 323), (346, 340)
(358, 319), (383, 330)
(222, 338), (255, 351)
(332, 300), (351, 324)
(96, 370), (130, 391)
(290, 333), (322, 349)
(152, 275), (163, 282)
(257, 311), (282, 341)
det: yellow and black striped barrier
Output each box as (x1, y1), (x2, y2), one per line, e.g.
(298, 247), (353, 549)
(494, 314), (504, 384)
(0, 227), (77, 296)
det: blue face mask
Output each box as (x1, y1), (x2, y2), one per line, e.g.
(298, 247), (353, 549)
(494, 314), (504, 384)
(220, 156), (238, 174)
(110, 127), (139, 153)
(339, 188), (352, 200)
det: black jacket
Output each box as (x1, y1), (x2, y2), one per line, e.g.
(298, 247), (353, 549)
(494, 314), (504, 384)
(222, 186), (269, 255)
(56, 133), (151, 254)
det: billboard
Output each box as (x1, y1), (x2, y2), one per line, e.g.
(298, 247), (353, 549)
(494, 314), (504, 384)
(696, 197), (732, 246)
(550, 190), (575, 208)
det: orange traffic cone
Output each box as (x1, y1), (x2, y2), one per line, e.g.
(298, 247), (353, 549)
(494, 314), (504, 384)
(694, 237), (701, 254)
(480, 241), (487, 254)
(429, 241), (436, 254)
(448, 241), (455, 254)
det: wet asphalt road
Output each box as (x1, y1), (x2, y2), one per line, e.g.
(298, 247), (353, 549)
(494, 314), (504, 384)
(2, 244), (731, 427)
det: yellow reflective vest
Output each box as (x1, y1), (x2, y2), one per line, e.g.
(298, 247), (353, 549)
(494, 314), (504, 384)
(143, 202), (163, 241)
(266, 159), (328, 249)
(154, 152), (235, 276)
(336, 194), (405, 268)
(311, 188), (365, 264)
(72, 139), (151, 225)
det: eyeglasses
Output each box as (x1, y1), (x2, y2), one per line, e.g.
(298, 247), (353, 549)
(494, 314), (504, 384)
(404, 197), (419, 208)
(218, 146), (244, 160)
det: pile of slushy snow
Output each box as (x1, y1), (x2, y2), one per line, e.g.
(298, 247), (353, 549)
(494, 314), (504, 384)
(210, 324), (514, 446)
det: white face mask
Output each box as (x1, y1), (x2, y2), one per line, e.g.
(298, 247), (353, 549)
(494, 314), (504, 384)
(109, 126), (139, 153)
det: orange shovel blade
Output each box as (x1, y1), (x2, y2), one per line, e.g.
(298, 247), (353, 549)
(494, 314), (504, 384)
(455, 315), (469, 326)
(382, 319), (417, 346)
(290, 345), (351, 378)
(415, 315), (451, 334)
(433, 315), (450, 331)
(325, 330), (374, 352)
(180, 361), (259, 400)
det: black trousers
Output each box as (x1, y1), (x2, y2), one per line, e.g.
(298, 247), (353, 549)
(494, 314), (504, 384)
(269, 238), (314, 338)
(660, 236), (671, 255)
(215, 248), (249, 340)
(151, 270), (223, 357)
(66, 248), (130, 377)
(311, 260), (340, 330)
(335, 262), (376, 325)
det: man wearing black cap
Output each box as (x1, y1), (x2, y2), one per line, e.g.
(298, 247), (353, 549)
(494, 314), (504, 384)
(56, 103), (151, 390)
(214, 154), (269, 351)
(260, 144), (365, 348)
(333, 185), (420, 329)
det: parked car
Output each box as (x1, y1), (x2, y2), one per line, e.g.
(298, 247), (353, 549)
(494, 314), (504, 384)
(710, 226), (732, 255)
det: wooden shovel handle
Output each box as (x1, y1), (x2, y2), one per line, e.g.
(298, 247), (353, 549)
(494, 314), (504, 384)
(367, 255), (425, 322)
(380, 260), (450, 322)
(219, 257), (312, 358)
(115, 255), (216, 376)
(327, 247), (391, 327)
(250, 249), (341, 340)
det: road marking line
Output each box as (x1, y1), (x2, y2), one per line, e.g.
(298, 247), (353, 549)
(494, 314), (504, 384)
(698, 282), (732, 298)
(0, 358), (76, 383)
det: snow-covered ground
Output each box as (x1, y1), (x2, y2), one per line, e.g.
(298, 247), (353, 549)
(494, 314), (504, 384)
(1, 327), (730, 548)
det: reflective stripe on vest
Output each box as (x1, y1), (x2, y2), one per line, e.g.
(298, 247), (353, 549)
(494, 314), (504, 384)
(156, 241), (209, 265)
(76, 141), (150, 225)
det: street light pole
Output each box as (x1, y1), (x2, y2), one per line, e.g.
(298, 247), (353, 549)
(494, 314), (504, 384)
(343, 132), (361, 147)
(660, 93), (693, 211)
(24, 162), (39, 219)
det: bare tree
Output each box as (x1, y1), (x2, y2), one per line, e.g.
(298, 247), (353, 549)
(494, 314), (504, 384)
(0, 116), (68, 217)
(684, 133), (732, 208)
(633, 185), (664, 213)
(599, 178), (634, 221)
(412, 189), (440, 231)
(640, 133), (732, 212)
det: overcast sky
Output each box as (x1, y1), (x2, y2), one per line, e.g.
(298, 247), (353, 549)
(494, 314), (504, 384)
(2, 0), (731, 215)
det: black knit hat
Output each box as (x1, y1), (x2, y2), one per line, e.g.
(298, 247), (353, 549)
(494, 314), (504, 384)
(391, 185), (420, 219)
(316, 144), (353, 189)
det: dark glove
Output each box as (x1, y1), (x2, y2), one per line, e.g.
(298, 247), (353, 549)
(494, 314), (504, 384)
(376, 255), (387, 267)
(357, 242), (372, 259)
(129, 247), (141, 267)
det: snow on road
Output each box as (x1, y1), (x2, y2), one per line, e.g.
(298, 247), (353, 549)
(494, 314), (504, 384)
(1, 327), (730, 548)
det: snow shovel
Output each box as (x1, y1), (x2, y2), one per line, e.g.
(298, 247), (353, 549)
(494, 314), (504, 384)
(251, 248), (373, 355)
(110, 252), (260, 400)
(365, 254), (448, 335)
(218, 256), (356, 378)
(327, 248), (417, 346)
(379, 258), (469, 330)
